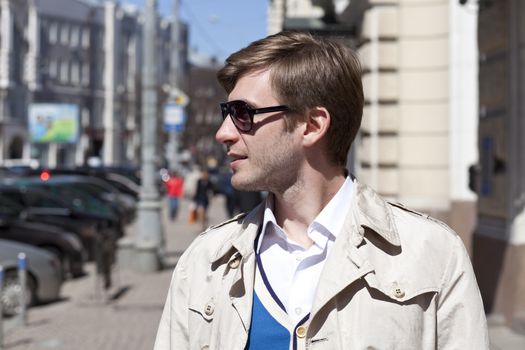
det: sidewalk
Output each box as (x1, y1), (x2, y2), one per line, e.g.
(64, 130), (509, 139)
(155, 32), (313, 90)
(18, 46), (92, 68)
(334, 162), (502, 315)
(3, 195), (525, 349)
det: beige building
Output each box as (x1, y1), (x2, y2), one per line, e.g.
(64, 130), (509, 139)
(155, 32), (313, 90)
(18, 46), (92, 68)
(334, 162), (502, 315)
(358, 0), (478, 241)
(268, 0), (479, 241)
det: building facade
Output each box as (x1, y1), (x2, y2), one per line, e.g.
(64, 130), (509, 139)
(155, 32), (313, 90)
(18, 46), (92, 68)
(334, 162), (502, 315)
(182, 57), (226, 169)
(0, 0), (187, 168)
(356, 0), (479, 243)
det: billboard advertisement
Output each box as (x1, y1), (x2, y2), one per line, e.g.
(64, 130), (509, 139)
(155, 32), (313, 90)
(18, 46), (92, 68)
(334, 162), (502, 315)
(29, 103), (79, 143)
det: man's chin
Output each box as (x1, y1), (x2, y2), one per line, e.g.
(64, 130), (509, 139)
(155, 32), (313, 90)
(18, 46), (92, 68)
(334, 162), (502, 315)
(231, 175), (261, 192)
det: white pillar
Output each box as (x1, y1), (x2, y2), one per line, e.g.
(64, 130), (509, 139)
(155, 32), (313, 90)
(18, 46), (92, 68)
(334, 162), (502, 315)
(47, 143), (58, 168)
(448, 0), (478, 202)
(26, 0), (40, 91)
(0, 0), (13, 88)
(103, 1), (118, 165)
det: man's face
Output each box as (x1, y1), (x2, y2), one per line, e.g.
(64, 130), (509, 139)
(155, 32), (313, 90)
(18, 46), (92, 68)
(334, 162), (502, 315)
(215, 69), (302, 193)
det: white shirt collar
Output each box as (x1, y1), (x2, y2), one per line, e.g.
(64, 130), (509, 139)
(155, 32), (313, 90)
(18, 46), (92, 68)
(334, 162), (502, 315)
(257, 176), (354, 253)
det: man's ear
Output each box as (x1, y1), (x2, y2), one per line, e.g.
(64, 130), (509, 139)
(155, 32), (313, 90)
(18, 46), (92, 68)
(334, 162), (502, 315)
(303, 106), (330, 147)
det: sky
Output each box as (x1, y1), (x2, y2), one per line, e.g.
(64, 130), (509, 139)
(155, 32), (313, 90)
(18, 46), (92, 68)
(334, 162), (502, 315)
(123, 0), (268, 62)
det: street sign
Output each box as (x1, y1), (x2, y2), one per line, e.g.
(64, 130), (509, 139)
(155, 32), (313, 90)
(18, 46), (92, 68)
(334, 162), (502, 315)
(163, 103), (186, 132)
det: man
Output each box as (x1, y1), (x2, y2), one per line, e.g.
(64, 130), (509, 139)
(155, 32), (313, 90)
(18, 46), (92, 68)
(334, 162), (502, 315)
(155, 31), (488, 349)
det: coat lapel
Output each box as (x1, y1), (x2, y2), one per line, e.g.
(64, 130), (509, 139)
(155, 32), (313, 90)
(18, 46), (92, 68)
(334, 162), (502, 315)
(311, 180), (402, 319)
(211, 205), (264, 349)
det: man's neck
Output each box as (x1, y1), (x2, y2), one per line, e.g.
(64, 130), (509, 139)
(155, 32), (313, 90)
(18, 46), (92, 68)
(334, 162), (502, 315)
(272, 169), (346, 248)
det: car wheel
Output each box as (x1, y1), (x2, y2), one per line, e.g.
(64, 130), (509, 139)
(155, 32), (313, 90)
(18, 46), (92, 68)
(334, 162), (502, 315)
(1, 271), (36, 317)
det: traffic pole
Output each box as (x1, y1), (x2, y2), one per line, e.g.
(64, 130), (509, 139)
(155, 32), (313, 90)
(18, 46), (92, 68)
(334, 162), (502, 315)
(0, 265), (4, 349)
(17, 253), (27, 326)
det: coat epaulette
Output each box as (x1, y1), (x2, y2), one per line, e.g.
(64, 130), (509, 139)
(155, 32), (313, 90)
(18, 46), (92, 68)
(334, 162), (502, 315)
(388, 201), (425, 217)
(388, 201), (455, 233)
(199, 212), (248, 236)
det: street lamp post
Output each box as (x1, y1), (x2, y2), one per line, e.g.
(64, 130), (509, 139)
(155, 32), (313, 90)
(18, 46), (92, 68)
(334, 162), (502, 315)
(135, 0), (163, 272)
(167, 0), (181, 171)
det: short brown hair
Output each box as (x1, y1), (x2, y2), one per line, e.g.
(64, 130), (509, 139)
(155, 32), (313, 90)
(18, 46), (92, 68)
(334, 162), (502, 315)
(217, 31), (364, 167)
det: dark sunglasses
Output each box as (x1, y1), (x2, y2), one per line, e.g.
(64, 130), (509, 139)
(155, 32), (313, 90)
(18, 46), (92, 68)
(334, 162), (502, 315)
(220, 100), (289, 132)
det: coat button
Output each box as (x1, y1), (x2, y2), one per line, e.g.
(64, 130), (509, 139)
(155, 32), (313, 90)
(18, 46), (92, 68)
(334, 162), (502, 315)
(393, 287), (405, 299)
(201, 346), (209, 350)
(228, 257), (241, 269)
(296, 325), (307, 338)
(204, 301), (215, 316)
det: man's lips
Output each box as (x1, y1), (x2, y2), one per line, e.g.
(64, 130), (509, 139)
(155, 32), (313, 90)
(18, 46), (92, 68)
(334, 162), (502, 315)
(228, 153), (247, 168)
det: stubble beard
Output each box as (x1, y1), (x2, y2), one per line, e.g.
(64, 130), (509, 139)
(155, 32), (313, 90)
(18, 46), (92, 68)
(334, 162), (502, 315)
(231, 137), (300, 195)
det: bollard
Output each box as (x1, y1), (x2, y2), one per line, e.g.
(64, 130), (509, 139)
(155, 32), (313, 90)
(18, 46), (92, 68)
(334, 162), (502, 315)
(0, 265), (4, 349)
(17, 253), (27, 326)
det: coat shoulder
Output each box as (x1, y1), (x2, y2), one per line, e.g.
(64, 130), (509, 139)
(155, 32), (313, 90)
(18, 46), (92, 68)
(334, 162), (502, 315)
(387, 201), (458, 241)
(200, 212), (248, 236)
(386, 201), (467, 277)
(177, 213), (247, 268)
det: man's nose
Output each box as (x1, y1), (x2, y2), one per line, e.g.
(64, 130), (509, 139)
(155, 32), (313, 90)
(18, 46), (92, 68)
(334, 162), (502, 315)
(216, 115), (239, 144)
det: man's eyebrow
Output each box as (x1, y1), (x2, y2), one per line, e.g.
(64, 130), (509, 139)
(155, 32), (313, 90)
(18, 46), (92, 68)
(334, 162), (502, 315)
(228, 98), (258, 107)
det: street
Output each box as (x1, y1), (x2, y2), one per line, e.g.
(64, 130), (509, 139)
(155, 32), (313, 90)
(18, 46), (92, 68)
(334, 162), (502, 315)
(3, 196), (525, 349)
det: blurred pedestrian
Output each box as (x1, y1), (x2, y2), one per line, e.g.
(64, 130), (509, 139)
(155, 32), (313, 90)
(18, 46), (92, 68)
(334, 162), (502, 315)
(193, 169), (213, 229)
(218, 170), (236, 217)
(164, 171), (184, 221)
(183, 165), (200, 199)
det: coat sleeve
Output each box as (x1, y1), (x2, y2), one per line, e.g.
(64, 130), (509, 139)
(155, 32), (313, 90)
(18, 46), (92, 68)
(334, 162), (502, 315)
(436, 235), (489, 349)
(154, 260), (190, 350)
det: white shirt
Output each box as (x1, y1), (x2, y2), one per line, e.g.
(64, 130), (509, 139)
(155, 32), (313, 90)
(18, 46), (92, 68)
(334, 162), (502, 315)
(256, 177), (354, 324)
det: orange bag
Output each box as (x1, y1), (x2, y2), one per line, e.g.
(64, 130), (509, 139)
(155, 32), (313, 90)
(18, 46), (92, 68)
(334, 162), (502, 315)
(188, 205), (196, 224)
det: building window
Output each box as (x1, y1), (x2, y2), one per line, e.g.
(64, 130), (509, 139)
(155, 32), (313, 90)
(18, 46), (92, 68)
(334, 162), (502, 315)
(81, 27), (90, 48)
(60, 23), (69, 45)
(70, 25), (79, 47)
(60, 60), (69, 83)
(49, 22), (58, 44)
(71, 61), (80, 85)
(82, 63), (90, 86)
(206, 110), (215, 124)
(196, 112), (204, 124)
(49, 58), (58, 78)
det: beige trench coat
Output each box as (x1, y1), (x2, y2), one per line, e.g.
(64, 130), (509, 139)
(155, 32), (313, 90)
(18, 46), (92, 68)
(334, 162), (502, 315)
(154, 182), (489, 350)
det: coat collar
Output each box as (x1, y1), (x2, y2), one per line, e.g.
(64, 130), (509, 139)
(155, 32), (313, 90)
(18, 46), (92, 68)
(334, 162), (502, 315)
(210, 180), (401, 264)
(354, 181), (401, 247)
(210, 203), (264, 264)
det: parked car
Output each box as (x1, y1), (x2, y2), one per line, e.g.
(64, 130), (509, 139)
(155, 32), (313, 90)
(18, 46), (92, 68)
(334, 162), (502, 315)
(0, 184), (119, 260)
(2, 178), (126, 237)
(0, 196), (85, 278)
(15, 175), (136, 226)
(35, 168), (140, 199)
(0, 239), (62, 316)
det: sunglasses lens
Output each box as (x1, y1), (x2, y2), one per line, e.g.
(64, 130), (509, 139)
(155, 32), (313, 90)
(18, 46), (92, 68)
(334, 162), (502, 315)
(229, 102), (252, 131)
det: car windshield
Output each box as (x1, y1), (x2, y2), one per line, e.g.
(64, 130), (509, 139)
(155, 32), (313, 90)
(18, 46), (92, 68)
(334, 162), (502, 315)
(0, 194), (23, 216)
(10, 178), (117, 217)
(49, 185), (117, 218)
